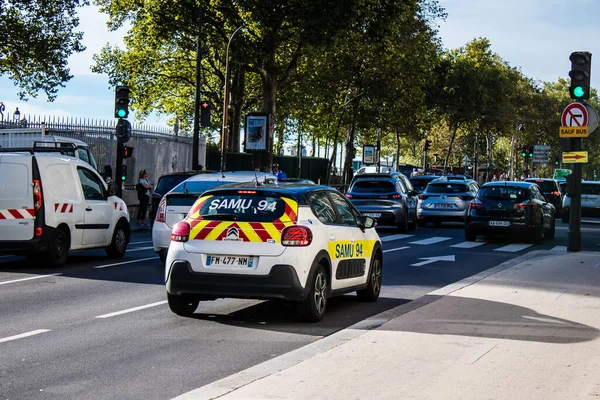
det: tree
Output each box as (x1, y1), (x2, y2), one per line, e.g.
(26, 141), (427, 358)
(0, 0), (88, 100)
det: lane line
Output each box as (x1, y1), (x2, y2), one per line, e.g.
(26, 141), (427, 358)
(493, 244), (533, 253)
(129, 240), (153, 245)
(0, 329), (51, 344)
(94, 257), (157, 269)
(0, 255), (16, 259)
(383, 246), (410, 254)
(96, 300), (168, 319)
(381, 234), (413, 242)
(0, 273), (62, 286)
(408, 237), (452, 245)
(551, 246), (567, 252)
(126, 246), (155, 252)
(450, 241), (486, 249)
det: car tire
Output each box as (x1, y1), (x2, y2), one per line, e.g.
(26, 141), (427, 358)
(46, 228), (69, 267)
(298, 264), (328, 322)
(465, 228), (477, 242)
(531, 225), (543, 245)
(167, 293), (199, 316)
(397, 211), (409, 233)
(408, 212), (417, 230)
(357, 252), (382, 302)
(561, 212), (570, 224)
(417, 219), (426, 228)
(546, 219), (556, 239)
(106, 222), (128, 258)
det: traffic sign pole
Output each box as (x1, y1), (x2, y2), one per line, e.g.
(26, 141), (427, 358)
(568, 138), (582, 252)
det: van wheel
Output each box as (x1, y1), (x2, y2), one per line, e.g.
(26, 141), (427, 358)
(167, 293), (199, 316)
(298, 264), (328, 322)
(47, 229), (69, 267)
(357, 253), (382, 302)
(106, 222), (128, 258)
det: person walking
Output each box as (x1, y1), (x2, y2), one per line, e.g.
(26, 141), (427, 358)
(137, 169), (153, 225)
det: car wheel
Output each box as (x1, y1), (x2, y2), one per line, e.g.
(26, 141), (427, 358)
(561, 212), (570, 224)
(46, 228), (69, 267)
(397, 211), (409, 233)
(357, 252), (382, 302)
(167, 293), (199, 316)
(531, 225), (543, 245)
(106, 222), (128, 258)
(465, 228), (477, 242)
(546, 219), (556, 239)
(408, 212), (417, 230)
(298, 264), (328, 322)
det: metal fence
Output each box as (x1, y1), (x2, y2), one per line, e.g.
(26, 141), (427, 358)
(0, 114), (206, 185)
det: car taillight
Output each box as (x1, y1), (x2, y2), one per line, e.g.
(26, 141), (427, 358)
(345, 193), (352, 199)
(391, 194), (402, 199)
(550, 191), (561, 196)
(469, 199), (483, 208)
(33, 179), (43, 211)
(281, 226), (313, 246)
(156, 197), (167, 223)
(171, 221), (190, 242)
(459, 196), (474, 201)
(419, 195), (429, 200)
(517, 202), (536, 209)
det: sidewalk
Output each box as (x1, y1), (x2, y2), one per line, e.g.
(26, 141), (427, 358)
(177, 250), (600, 400)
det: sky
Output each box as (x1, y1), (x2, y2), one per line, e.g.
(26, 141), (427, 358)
(1, 0), (600, 129)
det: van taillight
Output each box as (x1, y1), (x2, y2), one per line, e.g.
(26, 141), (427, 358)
(281, 226), (312, 246)
(171, 221), (190, 242)
(35, 227), (43, 237)
(156, 198), (167, 223)
(33, 179), (43, 211)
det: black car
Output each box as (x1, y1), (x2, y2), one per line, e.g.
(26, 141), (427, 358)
(149, 171), (206, 226)
(524, 178), (563, 217)
(346, 173), (418, 232)
(465, 181), (555, 244)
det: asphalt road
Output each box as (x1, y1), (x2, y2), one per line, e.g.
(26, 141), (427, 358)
(1, 219), (599, 399)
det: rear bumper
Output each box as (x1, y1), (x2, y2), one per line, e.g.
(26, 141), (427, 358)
(166, 261), (309, 301)
(354, 207), (403, 225)
(0, 226), (54, 255)
(417, 208), (467, 221)
(152, 221), (172, 252)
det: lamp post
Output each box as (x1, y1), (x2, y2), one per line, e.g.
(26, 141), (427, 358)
(13, 107), (20, 123)
(220, 24), (244, 172)
(0, 102), (5, 122)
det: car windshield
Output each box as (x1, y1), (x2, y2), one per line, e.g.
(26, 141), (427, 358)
(582, 184), (600, 195)
(351, 180), (395, 193)
(426, 183), (468, 193)
(198, 193), (290, 223)
(526, 180), (557, 193)
(479, 186), (529, 201)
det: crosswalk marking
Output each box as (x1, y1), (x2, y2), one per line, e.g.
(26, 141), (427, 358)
(381, 234), (414, 242)
(409, 237), (452, 245)
(551, 246), (567, 251)
(450, 241), (486, 249)
(493, 243), (532, 253)
(383, 246), (410, 254)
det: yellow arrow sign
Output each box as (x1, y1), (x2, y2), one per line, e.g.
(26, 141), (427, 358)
(559, 126), (589, 137)
(562, 151), (588, 164)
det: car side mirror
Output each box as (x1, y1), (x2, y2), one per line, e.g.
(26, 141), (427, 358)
(363, 216), (377, 229)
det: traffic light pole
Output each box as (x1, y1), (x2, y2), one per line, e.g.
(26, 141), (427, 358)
(115, 139), (124, 198)
(568, 137), (582, 252)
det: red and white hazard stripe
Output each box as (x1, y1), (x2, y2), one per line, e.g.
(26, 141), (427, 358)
(54, 203), (74, 213)
(0, 209), (35, 219)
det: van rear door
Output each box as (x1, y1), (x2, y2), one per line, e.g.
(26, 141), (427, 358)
(0, 154), (35, 241)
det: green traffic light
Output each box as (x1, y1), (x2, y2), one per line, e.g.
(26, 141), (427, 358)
(121, 175), (126, 181)
(521, 153), (526, 157)
(117, 109), (127, 118)
(573, 86), (585, 98)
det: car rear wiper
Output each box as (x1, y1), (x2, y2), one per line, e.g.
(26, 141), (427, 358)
(201, 213), (239, 221)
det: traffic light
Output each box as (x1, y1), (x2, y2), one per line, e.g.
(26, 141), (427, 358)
(569, 51), (592, 100)
(123, 146), (134, 158)
(114, 85), (130, 118)
(121, 165), (127, 181)
(200, 101), (211, 127)
(116, 118), (132, 143)
(424, 139), (431, 151)
(554, 158), (559, 166)
(521, 147), (527, 158)
(527, 146), (534, 158)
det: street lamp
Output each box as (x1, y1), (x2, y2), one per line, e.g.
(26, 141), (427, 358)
(220, 24), (245, 172)
(13, 107), (20, 123)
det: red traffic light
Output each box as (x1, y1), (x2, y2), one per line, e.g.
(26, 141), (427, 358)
(123, 146), (134, 158)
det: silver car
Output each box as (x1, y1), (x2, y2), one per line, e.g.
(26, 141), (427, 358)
(417, 178), (479, 227)
(562, 180), (600, 223)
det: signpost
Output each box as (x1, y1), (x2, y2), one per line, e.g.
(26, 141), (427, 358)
(561, 102), (588, 127)
(562, 151), (588, 163)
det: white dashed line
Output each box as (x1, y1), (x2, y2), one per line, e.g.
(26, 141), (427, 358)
(450, 241), (486, 249)
(0, 273), (62, 286)
(383, 246), (410, 253)
(493, 244), (533, 253)
(96, 301), (168, 319)
(408, 237), (452, 245)
(94, 257), (157, 269)
(0, 329), (51, 344)
(381, 234), (414, 242)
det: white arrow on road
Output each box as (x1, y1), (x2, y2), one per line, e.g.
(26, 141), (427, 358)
(411, 255), (455, 267)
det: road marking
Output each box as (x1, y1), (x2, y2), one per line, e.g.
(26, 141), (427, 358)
(0, 329), (51, 344)
(408, 237), (452, 245)
(411, 255), (455, 267)
(0, 255), (15, 259)
(126, 246), (154, 252)
(551, 246), (567, 252)
(493, 244), (532, 253)
(0, 273), (62, 286)
(383, 246), (410, 253)
(96, 300), (167, 319)
(381, 234), (413, 242)
(94, 257), (157, 269)
(450, 241), (486, 249)
(129, 240), (153, 245)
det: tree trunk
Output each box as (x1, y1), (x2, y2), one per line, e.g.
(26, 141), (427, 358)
(443, 124), (459, 175)
(395, 127), (401, 171)
(326, 111), (346, 183)
(343, 111), (358, 186)
(260, 62), (278, 171)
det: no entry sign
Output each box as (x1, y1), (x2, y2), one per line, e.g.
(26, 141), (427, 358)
(561, 102), (589, 127)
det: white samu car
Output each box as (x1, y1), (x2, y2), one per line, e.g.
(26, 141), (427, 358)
(165, 183), (383, 321)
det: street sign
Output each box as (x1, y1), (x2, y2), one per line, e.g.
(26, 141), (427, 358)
(561, 102), (588, 127)
(554, 168), (572, 181)
(560, 126), (589, 137)
(533, 145), (550, 151)
(562, 151), (588, 163)
(584, 103), (599, 134)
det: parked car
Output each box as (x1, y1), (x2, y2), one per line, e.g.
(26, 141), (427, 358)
(409, 175), (440, 194)
(465, 181), (555, 244)
(417, 178), (479, 227)
(562, 180), (600, 223)
(149, 171), (201, 227)
(524, 178), (563, 217)
(346, 173), (418, 232)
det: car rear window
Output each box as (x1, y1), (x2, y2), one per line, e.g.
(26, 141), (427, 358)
(171, 180), (227, 195)
(479, 186), (529, 201)
(426, 183), (468, 193)
(582, 184), (600, 195)
(198, 193), (292, 223)
(409, 178), (435, 191)
(351, 180), (395, 193)
(155, 175), (193, 193)
(526, 180), (557, 193)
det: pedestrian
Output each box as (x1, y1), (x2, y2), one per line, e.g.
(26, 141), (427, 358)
(272, 164), (287, 181)
(136, 169), (153, 225)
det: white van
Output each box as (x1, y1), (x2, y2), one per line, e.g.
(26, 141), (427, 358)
(0, 148), (130, 266)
